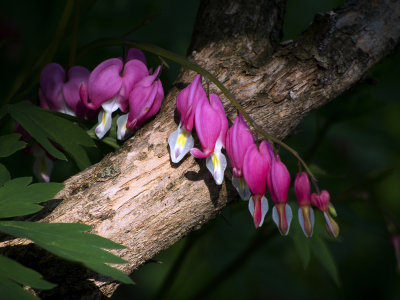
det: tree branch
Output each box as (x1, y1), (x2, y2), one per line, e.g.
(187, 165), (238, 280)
(1, 0), (399, 298)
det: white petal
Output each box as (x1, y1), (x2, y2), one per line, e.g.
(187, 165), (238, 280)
(272, 204), (293, 236)
(206, 150), (227, 185)
(248, 196), (255, 217)
(117, 114), (129, 140)
(32, 146), (53, 183)
(298, 207), (315, 237)
(323, 211), (338, 238)
(101, 97), (119, 113)
(248, 195), (269, 227)
(168, 125), (194, 163)
(259, 195), (269, 227)
(95, 110), (113, 139)
(232, 176), (251, 200)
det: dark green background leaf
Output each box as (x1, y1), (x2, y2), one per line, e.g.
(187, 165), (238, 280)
(8, 103), (95, 170)
(0, 133), (26, 158)
(0, 177), (63, 218)
(0, 255), (55, 290)
(0, 221), (133, 284)
(0, 163), (10, 186)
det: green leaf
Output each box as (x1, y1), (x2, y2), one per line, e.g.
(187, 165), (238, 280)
(0, 221), (133, 284)
(0, 133), (27, 158)
(0, 274), (38, 300)
(310, 236), (340, 286)
(8, 103), (95, 170)
(291, 214), (311, 269)
(0, 177), (63, 218)
(0, 255), (55, 290)
(0, 163), (10, 186)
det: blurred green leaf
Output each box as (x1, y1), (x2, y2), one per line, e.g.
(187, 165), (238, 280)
(291, 213), (311, 269)
(0, 105), (7, 120)
(0, 133), (26, 158)
(0, 177), (63, 218)
(0, 255), (55, 290)
(0, 221), (133, 284)
(8, 103), (95, 170)
(0, 163), (10, 186)
(310, 236), (340, 286)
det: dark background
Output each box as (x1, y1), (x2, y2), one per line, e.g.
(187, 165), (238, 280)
(1, 0), (399, 299)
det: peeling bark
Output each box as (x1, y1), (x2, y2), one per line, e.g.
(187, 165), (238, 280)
(1, 0), (400, 298)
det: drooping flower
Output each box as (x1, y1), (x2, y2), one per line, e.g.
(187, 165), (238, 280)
(117, 66), (164, 140)
(268, 154), (292, 236)
(242, 141), (272, 228)
(190, 94), (228, 185)
(311, 190), (339, 238)
(80, 49), (149, 139)
(168, 74), (206, 163)
(226, 114), (254, 200)
(294, 172), (314, 237)
(39, 63), (94, 119)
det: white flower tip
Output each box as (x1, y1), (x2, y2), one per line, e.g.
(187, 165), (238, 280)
(206, 151), (227, 185)
(272, 203), (292, 236)
(168, 127), (193, 163)
(232, 176), (251, 200)
(298, 206), (314, 238)
(96, 110), (113, 139)
(117, 114), (129, 140)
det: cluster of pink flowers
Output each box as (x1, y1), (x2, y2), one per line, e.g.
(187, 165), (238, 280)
(22, 48), (164, 182)
(169, 75), (339, 238)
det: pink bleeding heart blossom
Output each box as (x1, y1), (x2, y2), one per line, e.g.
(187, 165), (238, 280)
(311, 190), (339, 238)
(294, 172), (314, 237)
(116, 66), (164, 139)
(242, 141), (272, 228)
(190, 94), (228, 185)
(168, 74), (207, 163)
(226, 114), (254, 200)
(268, 154), (292, 236)
(39, 63), (94, 119)
(80, 49), (149, 139)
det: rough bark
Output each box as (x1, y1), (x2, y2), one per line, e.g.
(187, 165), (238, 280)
(1, 0), (400, 298)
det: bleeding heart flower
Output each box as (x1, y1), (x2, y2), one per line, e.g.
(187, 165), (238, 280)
(169, 74), (207, 163)
(226, 114), (254, 200)
(39, 63), (94, 119)
(117, 66), (164, 140)
(242, 141), (272, 228)
(268, 154), (292, 236)
(190, 94), (228, 185)
(80, 49), (149, 139)
(294, 172), (314, 237)
(311, 190), (339, 238)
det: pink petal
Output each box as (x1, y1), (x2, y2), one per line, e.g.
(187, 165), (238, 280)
(311, 190), (330, 211)
(39, 63), (66, 111)
(63, 66), (90, 116)
(126, 48), (146, 65)
(243, 143), (270, 196)
(294, 172), (311, 206)
(176, 74), (206, 132)
(192, 96), (221, 157)
(209, 94), (228, 147)
(268, 155), (290, 204)
(88, 58), (123, 108)
(226, 114), (254, 177)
